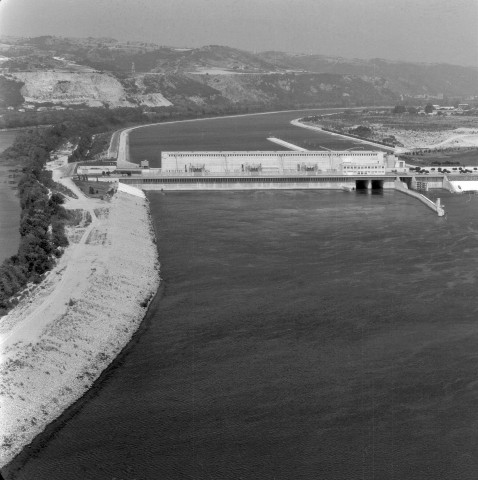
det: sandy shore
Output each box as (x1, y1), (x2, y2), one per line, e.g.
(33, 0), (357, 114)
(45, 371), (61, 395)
(298, 116), (478, 153)
(0, 165), (160, 466)
(305, 118), (478, 152)
(371, 125), (478, 151)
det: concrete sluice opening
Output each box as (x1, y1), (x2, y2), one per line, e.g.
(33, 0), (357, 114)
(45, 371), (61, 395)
(355, 180), (369, 190)
(355, 179), (384, 190)
(400, 177), (412, 188)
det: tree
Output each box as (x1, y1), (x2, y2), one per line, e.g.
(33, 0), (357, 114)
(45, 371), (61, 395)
(424, 103), (435, 114)
(393, 105), (406, 114)
(349, 125), (372, 138)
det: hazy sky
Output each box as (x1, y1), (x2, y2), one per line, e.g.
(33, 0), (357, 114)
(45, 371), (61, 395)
(1, 0), (477, 66)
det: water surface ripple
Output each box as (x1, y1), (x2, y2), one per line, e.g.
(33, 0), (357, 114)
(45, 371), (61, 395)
(8, 189), (478, 480)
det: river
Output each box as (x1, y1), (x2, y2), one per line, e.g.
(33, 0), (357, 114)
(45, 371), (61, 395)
(4, 112), (478, 479)
(128, 108), (384, 166)
(0, 130), (21, 263)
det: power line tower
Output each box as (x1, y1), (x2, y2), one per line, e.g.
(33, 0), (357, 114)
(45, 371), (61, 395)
(131, 62), (136, 76)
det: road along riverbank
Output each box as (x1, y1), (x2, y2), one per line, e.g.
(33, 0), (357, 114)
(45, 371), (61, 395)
(0, 170), (160, 467)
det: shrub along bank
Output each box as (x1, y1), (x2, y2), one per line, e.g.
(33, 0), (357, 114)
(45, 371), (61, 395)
(0, 126), (72, 314)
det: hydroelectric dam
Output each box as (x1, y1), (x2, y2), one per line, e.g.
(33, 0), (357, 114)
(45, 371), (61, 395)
(96, 149), (413, 191)
(82, 132), (462, 216)
(108, 149), (447, 215)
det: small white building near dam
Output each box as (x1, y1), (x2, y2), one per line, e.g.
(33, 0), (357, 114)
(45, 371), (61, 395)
(448, 180), (478, 193)
(77, 165), (117, 175)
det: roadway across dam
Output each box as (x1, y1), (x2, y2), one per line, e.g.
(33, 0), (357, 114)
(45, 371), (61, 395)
(118, 173), (398, 191)
(115, 172), (439, 189)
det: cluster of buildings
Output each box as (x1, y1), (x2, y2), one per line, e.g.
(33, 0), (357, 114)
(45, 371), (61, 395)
(7, 104), (67, 113)
(421, 104), (473, 115)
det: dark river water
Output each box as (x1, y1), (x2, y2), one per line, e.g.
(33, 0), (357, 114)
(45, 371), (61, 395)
(0, 130), (21, 263)
(6, 187), (478, 480)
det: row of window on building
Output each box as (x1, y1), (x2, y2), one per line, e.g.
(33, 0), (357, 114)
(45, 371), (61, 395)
(165, 152), (381, 158)
(125, 176), (351, 184)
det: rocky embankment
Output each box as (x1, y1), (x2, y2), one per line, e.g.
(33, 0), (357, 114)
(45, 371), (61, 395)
(0, 183), (160, 466)
(371, 126), (478, 151)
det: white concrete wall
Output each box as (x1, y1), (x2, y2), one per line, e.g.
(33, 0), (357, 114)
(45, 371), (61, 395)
(126, 182), (355, 191)
(449, 181), (478, 192)
(117, 182), (146, 198)
(120, 178), (398, 191)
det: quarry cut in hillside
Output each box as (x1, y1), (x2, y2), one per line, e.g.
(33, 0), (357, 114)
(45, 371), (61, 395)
(12, 71), (129, 107)
(10, 71), (173, 108)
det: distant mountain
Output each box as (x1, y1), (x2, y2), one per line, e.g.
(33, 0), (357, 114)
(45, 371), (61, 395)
(60, 43), (283, 75)
(0, 36), (476, 110)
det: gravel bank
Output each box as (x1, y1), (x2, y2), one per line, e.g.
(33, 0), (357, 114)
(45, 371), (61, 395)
(0, 188), (160, 466)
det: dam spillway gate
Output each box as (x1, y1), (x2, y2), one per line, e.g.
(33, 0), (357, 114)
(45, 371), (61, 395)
(355, 179), (384, 190)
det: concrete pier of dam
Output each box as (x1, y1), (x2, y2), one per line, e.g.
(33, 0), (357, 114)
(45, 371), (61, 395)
(394, 178), (445, 216)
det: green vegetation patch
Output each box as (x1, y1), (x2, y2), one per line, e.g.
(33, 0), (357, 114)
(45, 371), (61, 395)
(0, 127), (74, 314)
(72, 179), (115, 199)
(0, 76), (25, 108)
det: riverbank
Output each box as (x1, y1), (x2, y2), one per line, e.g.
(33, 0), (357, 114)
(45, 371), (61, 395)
(0, 170), (160, 466)
(373, 125), (478, 152)
(299, 112), (478, 154)
(291, 119), (396, 152)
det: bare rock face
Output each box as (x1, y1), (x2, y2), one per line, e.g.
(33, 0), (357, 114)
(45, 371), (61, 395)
(11, 72), (135, 107)
(136, 92), (172, 107)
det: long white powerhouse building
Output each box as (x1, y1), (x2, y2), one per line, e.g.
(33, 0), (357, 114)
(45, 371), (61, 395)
(160, 151), (407, 175)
